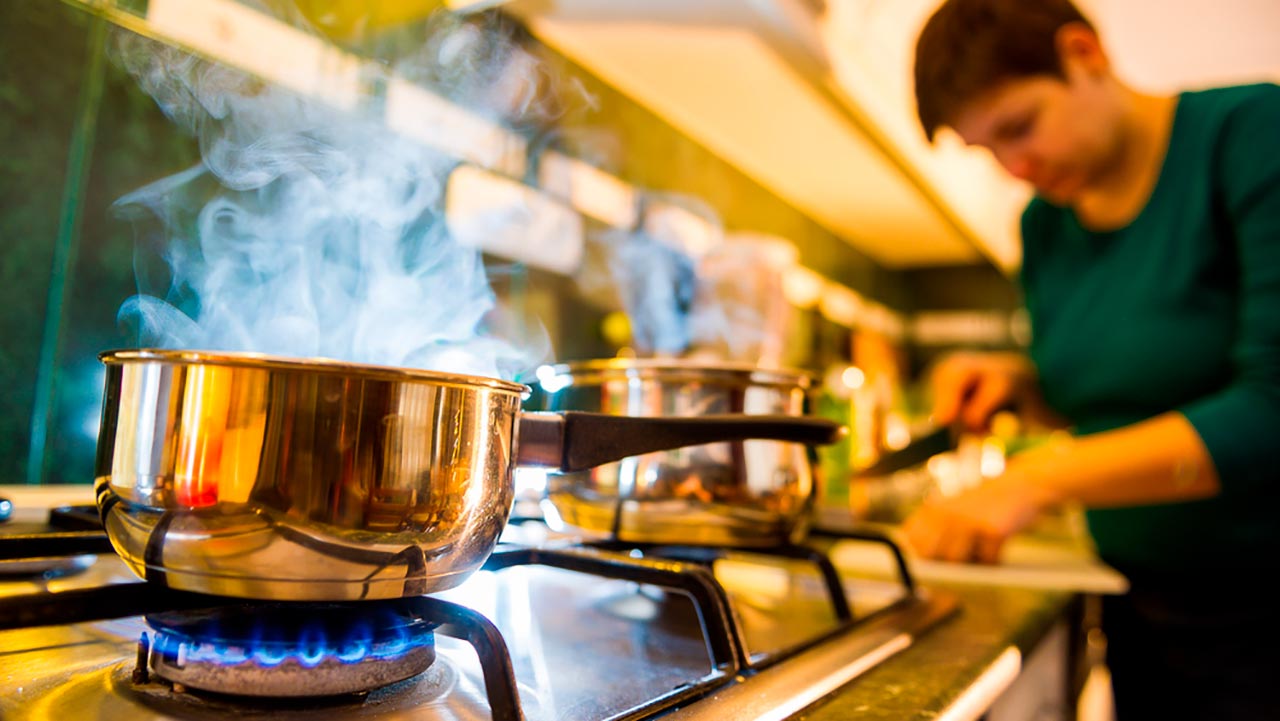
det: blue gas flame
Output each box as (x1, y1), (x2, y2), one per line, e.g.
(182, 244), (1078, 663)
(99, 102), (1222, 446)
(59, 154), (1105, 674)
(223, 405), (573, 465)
(149, 606), (433, 668)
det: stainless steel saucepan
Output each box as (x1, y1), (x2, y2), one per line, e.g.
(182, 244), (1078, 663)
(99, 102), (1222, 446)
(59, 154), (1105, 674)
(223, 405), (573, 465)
(538, 358), (835, 547)
(94, 349), (841, 601)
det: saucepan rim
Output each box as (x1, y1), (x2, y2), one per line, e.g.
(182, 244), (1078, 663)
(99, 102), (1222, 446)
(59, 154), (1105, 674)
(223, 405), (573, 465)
(99, 348), (529, 396)
(544, 357), (818, 389)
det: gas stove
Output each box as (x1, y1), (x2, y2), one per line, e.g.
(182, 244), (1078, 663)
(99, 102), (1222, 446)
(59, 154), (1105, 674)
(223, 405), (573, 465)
(0, 487), (958, 720)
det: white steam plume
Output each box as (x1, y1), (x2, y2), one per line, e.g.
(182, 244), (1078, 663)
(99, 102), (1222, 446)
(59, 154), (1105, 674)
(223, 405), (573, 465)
(109, 12), (553, 381)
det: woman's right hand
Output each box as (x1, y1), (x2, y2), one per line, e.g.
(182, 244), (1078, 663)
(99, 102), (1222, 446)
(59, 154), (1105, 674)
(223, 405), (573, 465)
(930, 351), (1053, 432)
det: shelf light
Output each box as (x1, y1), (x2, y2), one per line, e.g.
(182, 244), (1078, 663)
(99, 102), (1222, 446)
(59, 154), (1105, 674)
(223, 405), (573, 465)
(385, 78), (528, 178)
(537, 150), (640, 228)
(819, 283), (862, 327)
(147, 0), (364, 111)
(781, 265), (825, 310)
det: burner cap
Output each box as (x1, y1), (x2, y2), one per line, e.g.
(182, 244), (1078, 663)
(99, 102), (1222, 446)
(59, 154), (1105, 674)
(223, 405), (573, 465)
(144, 601), (436, 697)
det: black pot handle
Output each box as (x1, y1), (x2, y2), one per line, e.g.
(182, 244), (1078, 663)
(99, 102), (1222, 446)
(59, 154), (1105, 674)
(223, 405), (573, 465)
(516, 411), (846, 473)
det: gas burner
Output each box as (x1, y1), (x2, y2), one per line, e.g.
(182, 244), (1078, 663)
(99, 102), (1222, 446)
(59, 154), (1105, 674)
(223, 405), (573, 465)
(0, 525), (958, 721)
(142, 601), (437, 697)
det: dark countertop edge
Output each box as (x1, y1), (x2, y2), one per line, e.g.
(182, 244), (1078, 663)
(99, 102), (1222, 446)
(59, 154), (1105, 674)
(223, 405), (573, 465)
(795, 578), (1080, 720)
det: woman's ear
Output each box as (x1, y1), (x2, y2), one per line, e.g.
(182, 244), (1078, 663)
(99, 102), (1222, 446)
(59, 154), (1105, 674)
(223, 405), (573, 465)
(1055, 22), (1109, 77)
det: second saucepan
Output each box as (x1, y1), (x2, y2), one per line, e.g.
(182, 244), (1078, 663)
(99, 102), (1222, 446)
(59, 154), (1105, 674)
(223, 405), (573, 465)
(538, 358), (838, 548)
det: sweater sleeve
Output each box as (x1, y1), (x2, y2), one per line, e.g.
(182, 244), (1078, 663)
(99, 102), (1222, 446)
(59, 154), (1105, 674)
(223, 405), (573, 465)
(1180, 85), (1280, 499)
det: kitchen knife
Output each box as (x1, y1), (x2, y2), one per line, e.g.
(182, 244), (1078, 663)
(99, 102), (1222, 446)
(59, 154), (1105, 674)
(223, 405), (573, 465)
(853, 425), (956, 477)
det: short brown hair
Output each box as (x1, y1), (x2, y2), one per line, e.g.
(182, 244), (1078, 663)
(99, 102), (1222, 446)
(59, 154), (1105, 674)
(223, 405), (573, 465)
(913, 0), (1094, 141)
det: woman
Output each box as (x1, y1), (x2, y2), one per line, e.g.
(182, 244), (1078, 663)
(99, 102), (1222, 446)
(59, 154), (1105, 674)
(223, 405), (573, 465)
(904, 1), (1280, 719)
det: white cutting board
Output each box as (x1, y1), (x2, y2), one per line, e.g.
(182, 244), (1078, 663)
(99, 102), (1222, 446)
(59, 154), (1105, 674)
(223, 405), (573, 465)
(824, 520), (1129, 595)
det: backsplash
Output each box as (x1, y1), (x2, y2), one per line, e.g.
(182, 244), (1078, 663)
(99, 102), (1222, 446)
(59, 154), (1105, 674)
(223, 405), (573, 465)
(1, 0), (942, 486)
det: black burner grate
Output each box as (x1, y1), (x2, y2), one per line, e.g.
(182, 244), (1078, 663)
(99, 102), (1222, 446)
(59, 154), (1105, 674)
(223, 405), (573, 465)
(0, 506), (922, 721)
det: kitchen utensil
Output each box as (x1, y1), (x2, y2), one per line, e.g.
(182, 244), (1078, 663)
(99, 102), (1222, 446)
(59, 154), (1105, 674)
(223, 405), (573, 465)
(853, 424), (956, 477)
(538, 357), (839, 547)
(94, 349), (841, 601)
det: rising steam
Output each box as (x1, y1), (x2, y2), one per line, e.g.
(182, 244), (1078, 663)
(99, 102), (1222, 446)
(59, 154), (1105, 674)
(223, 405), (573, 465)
(580, 196), (796, 365)
(109, 10), (552, 380)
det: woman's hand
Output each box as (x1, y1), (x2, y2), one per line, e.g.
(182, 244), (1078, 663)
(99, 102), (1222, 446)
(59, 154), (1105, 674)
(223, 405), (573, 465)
(901, 472), (1058, 564)
(902, 410), (1223, 564)
(930, 352), (1061, 433)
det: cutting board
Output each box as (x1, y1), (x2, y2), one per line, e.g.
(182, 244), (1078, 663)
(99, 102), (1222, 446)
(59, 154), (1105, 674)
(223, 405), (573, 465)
(818, 516), (1129, 595)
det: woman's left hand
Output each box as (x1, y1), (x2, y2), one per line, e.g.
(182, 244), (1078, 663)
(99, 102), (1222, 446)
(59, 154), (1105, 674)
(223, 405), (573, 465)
(901, 473), (1055, 564)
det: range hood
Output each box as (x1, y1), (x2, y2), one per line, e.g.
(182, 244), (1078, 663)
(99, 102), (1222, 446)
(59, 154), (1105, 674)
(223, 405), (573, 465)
(501, 0), (1016, 270)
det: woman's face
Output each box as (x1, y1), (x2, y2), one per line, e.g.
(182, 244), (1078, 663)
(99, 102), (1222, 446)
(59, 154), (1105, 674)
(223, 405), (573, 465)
(949, 54), (1125, 205)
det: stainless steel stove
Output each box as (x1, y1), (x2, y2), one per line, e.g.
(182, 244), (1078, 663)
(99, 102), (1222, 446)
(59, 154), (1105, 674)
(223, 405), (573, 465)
(0, 489), (958, 721)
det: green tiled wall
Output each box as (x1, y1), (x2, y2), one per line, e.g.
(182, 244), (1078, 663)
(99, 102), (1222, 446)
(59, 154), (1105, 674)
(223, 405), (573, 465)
(3, 0), (203, 484)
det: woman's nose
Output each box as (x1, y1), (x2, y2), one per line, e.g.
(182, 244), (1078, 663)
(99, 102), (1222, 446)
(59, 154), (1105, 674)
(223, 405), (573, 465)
(999, 151), (1038, 183)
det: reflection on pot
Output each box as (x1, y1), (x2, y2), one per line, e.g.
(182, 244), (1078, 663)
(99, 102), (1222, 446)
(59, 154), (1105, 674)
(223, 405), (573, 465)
(539, 358), (821, 548)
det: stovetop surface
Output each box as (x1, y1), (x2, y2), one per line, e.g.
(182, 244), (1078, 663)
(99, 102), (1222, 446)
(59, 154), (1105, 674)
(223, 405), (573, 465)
(0, 488), (959, 721)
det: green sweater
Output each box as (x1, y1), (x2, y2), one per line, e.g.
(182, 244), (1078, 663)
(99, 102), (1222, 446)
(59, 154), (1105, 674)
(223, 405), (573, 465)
(1020, 82), (1280, 574)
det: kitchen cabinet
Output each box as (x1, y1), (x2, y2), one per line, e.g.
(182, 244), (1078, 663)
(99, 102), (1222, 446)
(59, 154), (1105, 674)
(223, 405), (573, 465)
(986, 620), (1073, 721)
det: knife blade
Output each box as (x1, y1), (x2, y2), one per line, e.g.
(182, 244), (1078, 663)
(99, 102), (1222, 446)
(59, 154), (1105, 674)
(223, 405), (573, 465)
(853, 425), (955, 477)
